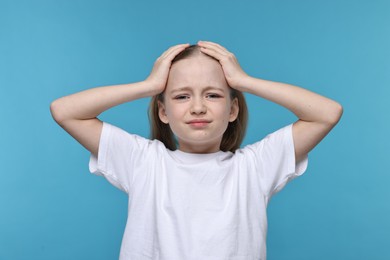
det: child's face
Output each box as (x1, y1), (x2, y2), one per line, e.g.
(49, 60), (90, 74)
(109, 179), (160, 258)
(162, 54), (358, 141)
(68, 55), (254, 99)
(158, 55), (239, 153)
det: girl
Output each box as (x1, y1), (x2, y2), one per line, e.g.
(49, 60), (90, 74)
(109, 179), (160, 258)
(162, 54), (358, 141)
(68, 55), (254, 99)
(50, 41), (343, 260)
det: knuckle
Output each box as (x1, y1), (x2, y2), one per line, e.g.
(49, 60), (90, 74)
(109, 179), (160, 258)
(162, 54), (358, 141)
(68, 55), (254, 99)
(221, 56), (229, 62)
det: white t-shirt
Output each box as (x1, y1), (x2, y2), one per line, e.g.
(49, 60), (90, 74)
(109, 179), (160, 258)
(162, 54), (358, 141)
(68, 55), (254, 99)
(89, 122), (308, 260)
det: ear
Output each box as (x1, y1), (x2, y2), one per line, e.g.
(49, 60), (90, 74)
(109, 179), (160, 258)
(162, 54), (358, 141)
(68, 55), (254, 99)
(158, 100), (169, 124)
(229, 97), (239, 122)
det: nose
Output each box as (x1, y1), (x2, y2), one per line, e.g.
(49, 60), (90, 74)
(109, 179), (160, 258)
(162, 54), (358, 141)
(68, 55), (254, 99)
(190, 97), (206, 115)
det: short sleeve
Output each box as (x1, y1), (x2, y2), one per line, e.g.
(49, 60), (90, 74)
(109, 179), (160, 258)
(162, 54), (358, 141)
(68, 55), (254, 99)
(89, 122), (153, 193)
(244, 124), (308, 199)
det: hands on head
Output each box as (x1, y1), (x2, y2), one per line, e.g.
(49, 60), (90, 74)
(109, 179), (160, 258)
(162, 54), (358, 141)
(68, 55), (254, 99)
(145, 41), (249, 96)
(197, 41), (249, 91)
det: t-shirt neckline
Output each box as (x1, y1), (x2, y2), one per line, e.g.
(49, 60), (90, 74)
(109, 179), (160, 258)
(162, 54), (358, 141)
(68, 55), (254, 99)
(169, 149), (226, 164)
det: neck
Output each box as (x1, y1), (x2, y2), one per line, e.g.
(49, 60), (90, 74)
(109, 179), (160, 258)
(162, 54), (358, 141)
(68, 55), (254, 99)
(178, 142), (221, 154)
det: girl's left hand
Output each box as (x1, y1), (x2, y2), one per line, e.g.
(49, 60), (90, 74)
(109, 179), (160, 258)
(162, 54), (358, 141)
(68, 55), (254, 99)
(197, 41), (249, 91)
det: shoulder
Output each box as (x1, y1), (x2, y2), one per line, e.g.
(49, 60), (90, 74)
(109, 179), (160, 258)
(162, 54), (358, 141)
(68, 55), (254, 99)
(101, 122), (168, 154)
(237, 124), (293, 155)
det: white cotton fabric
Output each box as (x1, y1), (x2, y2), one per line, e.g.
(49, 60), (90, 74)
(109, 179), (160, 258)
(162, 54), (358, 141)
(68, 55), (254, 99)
(89, 122), (308, 260)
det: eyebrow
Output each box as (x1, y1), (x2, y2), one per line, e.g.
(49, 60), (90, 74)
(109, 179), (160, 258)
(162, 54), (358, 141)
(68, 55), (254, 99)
(169, 86), (225, 94)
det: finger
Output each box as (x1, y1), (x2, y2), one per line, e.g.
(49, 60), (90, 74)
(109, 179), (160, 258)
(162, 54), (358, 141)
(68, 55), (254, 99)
(198, 43), (230, 59)
(200, 45), (227, 59)
(199, 46), (226, 61)
(198, 40), (227, 50)
(198, 40), (229, 52)
(198, 41), (231, 59)
(160, 45), (186, 60)
(160, 43), (189, 60)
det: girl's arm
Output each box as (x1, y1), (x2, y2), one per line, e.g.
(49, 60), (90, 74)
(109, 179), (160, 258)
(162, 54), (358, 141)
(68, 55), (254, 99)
(239, 77), (343, 162)
(198, 41), (343, 162)
(50, 43), (190, 156)
(50, 81), (152, 157)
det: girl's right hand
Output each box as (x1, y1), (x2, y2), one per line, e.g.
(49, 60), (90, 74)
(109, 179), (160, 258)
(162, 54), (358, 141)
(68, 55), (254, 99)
(145, 43), (190, 95)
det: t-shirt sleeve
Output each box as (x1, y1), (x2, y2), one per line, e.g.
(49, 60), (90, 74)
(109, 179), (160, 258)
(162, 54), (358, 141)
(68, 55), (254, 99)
(88, 122), (153, 193)
(245, 124), (308, 199)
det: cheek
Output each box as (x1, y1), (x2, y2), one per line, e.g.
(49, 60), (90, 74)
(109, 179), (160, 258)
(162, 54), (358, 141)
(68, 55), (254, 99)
(163, 101), (173, 115)
(165, 103), (184, 119)
(222, 103), (233, 117)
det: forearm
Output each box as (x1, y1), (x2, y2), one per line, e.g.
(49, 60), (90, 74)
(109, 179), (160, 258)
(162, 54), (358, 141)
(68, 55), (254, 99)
(241, 76), (343, 124)
(50, 80), (154, 123)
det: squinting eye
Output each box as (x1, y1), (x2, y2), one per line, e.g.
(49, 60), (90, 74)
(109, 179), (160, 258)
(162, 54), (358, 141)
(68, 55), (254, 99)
(174, 95), (190, 100)
(206, 93), (222, 99)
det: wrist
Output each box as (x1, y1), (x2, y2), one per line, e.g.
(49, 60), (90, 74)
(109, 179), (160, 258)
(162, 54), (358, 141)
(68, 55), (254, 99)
(141, 80), (163, 97)
(235, 75), (255, 93)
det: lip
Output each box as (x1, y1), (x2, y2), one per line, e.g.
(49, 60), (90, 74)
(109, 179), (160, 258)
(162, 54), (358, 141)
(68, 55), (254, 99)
(186, 119), (211, 127)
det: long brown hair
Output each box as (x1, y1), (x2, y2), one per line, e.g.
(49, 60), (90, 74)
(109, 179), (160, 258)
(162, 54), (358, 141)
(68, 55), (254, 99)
(148, 44), (248, 152)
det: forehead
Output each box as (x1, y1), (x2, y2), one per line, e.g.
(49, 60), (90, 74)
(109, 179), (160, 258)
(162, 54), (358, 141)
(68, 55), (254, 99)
(167, 56), (228, 89)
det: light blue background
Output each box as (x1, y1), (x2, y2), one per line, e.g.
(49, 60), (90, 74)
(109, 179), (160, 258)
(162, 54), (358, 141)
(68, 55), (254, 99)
(1, 0), (389, 259)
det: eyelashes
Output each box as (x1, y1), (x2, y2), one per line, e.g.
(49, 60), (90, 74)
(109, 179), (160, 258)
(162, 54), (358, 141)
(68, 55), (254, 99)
(206, 93), (222, 99)
(174, 95), (190, 100)
(173, 93), (223, 100)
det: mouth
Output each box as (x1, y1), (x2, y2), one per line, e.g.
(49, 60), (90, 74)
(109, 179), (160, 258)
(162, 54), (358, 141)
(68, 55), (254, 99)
(187, 119), (211, 127)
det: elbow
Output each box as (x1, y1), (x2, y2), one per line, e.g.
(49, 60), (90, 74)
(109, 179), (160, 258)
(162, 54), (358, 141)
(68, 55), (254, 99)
(50, 99), (66, 124)
(326, 102), (343, 126)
